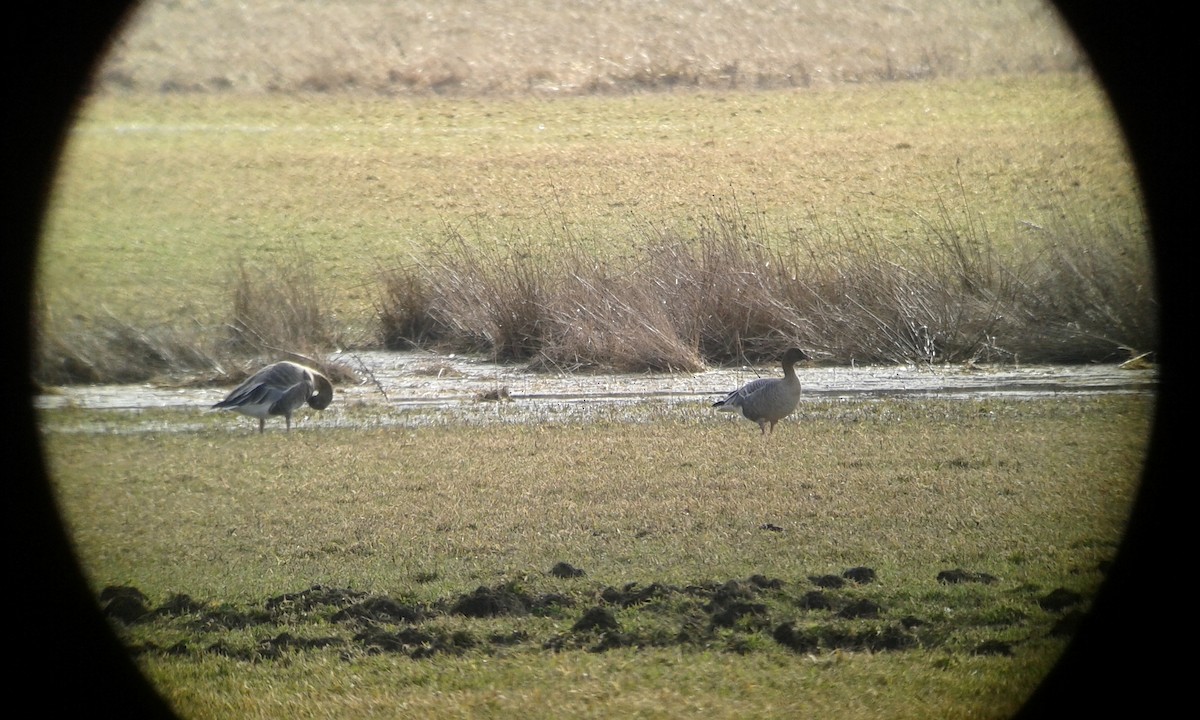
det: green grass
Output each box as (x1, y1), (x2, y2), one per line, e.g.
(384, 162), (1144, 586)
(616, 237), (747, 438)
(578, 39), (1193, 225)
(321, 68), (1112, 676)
(134, 646), (1065, 720)
(41, 394), (1151, 719)
(46, 396), (1145, 598)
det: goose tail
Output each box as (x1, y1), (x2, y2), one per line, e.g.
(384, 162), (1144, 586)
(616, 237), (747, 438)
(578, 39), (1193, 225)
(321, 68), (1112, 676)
(712, 393), (742, 411)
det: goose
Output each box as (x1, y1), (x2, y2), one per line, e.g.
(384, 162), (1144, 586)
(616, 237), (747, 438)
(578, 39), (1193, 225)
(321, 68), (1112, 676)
(713, 347), (808, 435)
(212, 360), (334, 433)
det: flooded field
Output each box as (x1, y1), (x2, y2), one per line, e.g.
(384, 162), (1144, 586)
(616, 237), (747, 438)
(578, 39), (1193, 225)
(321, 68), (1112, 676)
(35, 352), (1158, 434)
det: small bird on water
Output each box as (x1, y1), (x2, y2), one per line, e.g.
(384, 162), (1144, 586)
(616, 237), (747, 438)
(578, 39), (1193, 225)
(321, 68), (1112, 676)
(712, 347), (808, 436)
(212, 360), (334, 433)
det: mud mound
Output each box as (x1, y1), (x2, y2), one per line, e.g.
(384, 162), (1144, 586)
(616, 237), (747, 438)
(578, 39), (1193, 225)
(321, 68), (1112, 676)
(266, 585), (366, 614)
(798, 590), (833, 610)
(549, 561), (586, 578)
(809, 574), (846, 589)
(450, 585), (531, 617)
(937, 568), (998, 584)
(1038, 588), (1084, 612)
(100, 585), (151, 623)
(355, 625), (478, 659)
(843, 567), (877, 584)
(332, 596), (426, 624)
(600, 582), (677, 607)
(572, 607), (619, 633)
(99, 563), (1104, 662)
(446, 583), (573, 618)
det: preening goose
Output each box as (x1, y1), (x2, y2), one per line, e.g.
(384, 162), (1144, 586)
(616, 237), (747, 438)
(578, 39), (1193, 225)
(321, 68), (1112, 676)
(713, 347), (807, 435)
(212, 360), (334, 433)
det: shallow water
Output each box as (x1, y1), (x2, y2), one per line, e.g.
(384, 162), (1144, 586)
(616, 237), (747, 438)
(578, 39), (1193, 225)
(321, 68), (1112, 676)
(34, 351), (1158, 434)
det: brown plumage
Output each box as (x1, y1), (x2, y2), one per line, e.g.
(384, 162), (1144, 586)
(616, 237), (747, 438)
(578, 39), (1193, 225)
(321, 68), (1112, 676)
(212, 361), (333, 433)
(713, 348), (807, 435)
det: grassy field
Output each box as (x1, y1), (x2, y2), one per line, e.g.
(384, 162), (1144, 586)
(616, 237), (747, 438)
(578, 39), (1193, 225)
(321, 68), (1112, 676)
(33, 2), (1156, 716)
(36, 0), (1149, 377)
(42, 393), (1151, 719)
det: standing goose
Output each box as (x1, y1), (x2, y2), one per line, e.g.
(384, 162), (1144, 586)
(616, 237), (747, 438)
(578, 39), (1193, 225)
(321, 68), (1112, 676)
(213, 360), (334, 433)
(713, 347), (808, 435)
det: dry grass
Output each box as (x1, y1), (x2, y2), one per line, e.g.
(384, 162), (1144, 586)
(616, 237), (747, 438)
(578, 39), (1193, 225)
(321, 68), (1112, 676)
(224, 244), (343, 357)
(377, 191), (1155, 368)
(380, 232), (706, 371)
(97, 0), (1084, 97)
(32, 305), (220, 385)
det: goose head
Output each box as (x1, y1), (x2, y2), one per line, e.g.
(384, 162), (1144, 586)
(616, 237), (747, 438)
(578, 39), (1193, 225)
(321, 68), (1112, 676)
(307, 372), (334, 410)
(782, 347), (808, 366)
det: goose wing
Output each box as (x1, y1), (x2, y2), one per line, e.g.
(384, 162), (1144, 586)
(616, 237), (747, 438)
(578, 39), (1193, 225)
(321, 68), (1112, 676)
(213, 362), (308, 409)
(269, 380), (315, 415)
(713, 377), (774, 410)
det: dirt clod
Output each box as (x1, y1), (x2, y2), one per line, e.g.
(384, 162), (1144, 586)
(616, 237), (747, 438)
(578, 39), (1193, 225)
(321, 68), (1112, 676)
(332, 596), (426, 624)
(550, 562), (586, 578)
(809, 574), (845, 589)
(573, 607), (619, 633)
(94, 570), (1092, 664)
(1037, 587), (1084, 612)
(101, 586), (150, 623)
(843, 567), (877, 584)
(449, 584), (532, 618)
(937, 568), (998, 584)
(974, 639), (1014, 656)
(773, 622), (818, 653)
(837, 598), (882, 619)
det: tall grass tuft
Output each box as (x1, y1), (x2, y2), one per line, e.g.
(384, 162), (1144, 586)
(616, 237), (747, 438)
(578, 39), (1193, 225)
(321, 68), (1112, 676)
(419, 232), (550, 361)
(648, 198), (812, 363)
(375, 262), (437, 351)
(1004, 213), (1157, 362)
(378, 232), (705, 371)
(224, 244), (341, 358)
(537, 248), (704, 372)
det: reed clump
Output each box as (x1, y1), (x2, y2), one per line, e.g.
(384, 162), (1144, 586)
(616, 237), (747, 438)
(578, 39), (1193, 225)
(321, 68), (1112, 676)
(378, 197), (1155, 369)
(224, 249), (340, 358)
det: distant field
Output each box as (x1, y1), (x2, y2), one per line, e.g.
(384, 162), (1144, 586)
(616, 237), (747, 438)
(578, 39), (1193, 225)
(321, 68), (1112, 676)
(98, 0), (1085, 96)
